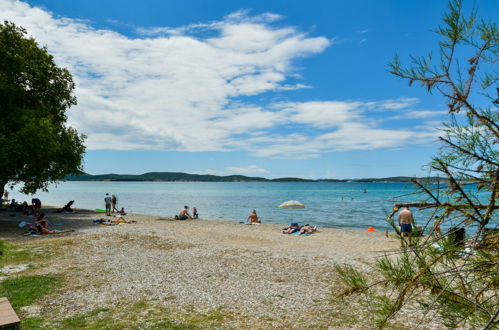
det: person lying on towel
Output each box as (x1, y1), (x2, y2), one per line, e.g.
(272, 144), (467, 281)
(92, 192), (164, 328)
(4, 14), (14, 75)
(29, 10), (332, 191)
(299, 224), (317, 235)
(282, 223), (301, 234)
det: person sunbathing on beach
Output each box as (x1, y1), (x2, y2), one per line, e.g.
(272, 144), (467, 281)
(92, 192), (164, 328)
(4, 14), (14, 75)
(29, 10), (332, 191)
(35, 213), (49, 229)
(111, 217), (128, 224)
(299, 224), (317, 235)
(282, 223), (301, 234)
(176, 206), (191, 220)
(246, 210), (260, 224)
(35, 225), (74, 235)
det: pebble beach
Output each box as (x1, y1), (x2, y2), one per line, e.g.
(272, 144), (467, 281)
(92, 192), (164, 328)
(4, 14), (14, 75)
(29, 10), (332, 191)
(0, 207), (409, 328)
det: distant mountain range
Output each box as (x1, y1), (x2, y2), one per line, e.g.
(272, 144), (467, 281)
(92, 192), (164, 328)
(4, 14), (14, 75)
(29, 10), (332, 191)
(65, 172), (442, 183)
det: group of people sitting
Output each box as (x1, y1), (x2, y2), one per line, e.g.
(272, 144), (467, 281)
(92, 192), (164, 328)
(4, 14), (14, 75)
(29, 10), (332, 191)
(174, 205), (199, 220)
(7, 198), (42, 215)
(175, 207), (316, 234)
(282, 223), (317, 235)
(242, 210), (317, 235)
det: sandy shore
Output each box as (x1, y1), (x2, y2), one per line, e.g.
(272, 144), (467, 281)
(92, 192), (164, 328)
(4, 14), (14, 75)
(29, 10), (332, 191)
(0, 206), (405, 328)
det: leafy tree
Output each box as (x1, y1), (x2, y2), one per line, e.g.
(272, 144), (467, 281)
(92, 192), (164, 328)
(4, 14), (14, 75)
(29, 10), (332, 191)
(0, 21), (85, 197)
(335, 1), (498, 328)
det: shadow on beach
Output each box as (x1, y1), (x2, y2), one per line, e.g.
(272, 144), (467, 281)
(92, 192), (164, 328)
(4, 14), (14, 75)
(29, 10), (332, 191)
(0, 206), (106, 241)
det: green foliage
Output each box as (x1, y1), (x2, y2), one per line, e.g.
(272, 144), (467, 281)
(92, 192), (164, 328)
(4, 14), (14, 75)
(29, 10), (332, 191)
(334, 264), (368, 295)
(338, 1), (498, 328)
(0, 274), (61, 311)
(0, 21), (85, 194)
(375, 253), (417, 287)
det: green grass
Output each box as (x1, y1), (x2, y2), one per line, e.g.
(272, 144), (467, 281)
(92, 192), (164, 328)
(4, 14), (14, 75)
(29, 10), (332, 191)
(19, 317), (46, 329)
(0, 241), (32, 267)
(45, 302), (234, 330)
(0, 239), (54, 268)
(0, 274), (62, 311)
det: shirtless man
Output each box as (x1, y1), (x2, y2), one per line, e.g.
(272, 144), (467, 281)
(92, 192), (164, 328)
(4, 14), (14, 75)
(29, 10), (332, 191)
(178, 206), (191, 220)
(398, 207), (415, 246)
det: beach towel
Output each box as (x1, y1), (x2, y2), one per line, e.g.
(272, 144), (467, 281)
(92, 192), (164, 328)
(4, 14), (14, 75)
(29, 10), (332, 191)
(18, 221), (31, 228)
(291, 231), (313, 236)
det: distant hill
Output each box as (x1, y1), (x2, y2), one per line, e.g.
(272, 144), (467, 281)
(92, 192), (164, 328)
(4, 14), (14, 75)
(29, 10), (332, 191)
(66, 172), (269, 182)
(65, 172), (441, 183)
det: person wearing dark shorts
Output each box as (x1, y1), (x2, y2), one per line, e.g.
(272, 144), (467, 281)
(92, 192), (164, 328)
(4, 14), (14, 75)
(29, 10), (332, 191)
(177, 206), (191, 220)
(398, 207), (415, 246)
(400, 223), (412, 233)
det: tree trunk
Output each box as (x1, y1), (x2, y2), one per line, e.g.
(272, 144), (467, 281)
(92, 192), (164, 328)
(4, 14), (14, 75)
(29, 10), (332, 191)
(0, 182), (5, 203)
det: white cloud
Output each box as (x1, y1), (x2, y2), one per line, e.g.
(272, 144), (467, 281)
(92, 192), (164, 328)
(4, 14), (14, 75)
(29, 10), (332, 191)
(378, 97), (420, 110)
(279, 101), (363, 128)
(225, 165), (269, 174)
(0, 0), (444, 159)
(195, 165), (268, 176)
(194, 169), (227, 176)
(385, 109), (447, 120)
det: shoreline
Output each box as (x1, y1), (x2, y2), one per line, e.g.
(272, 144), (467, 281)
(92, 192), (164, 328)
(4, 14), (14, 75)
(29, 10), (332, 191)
(0, 206), (406, 328)
(3, 181), (416, 233)
(1, 206), (400, 268)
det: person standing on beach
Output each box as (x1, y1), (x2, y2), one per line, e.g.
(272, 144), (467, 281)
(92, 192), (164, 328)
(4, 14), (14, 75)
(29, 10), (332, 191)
(111, 194), (118, 213)
(104, 193), (112, 216)
(398, 207), (415, 246)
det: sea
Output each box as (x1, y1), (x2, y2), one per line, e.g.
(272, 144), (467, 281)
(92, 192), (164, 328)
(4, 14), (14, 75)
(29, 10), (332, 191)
(5, 181), (457, 231)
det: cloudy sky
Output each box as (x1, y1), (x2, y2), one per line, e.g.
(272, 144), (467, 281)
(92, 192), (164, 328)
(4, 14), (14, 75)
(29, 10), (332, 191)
(2, 0), (497, 178)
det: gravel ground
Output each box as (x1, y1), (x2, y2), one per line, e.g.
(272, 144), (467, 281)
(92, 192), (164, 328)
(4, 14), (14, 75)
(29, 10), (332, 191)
(1, 207), (406, 328)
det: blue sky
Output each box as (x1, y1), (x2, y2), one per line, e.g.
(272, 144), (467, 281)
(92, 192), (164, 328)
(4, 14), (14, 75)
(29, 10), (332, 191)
(2, 0), (497, 179)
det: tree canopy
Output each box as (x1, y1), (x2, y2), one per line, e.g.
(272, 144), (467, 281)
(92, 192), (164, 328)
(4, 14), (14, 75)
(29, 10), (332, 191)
(0, 21), (85, 195)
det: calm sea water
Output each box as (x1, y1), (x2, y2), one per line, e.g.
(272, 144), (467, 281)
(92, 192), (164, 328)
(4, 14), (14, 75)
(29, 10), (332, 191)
(7, 181), (438, 231)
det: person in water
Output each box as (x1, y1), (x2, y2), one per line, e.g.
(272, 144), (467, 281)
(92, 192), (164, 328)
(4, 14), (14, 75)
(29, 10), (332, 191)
(246, 210), (260, 224)
(192, 207), (199, 219)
